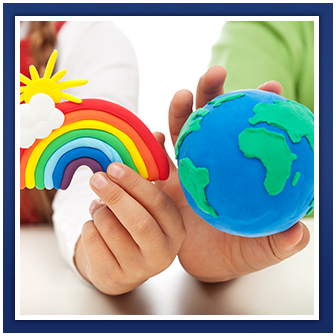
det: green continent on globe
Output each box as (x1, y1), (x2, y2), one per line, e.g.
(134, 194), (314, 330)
(306, 199), (314, 215)
(209, 93), (245, 107)
(238, 128), (297, 196)
(178, 157), (217, 218)
(291, 171), (301, 187)
(175, 107), (210, 159)
(249, 100), (314, 151)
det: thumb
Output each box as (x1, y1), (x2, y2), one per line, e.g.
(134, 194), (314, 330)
(257, 80), (283, 96)
(153, 132), (187, 207)
(269, 221), (310, 261)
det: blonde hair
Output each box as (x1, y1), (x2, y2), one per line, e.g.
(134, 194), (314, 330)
(21, 21), (58, 224)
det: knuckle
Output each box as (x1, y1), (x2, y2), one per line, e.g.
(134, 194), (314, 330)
(151, 189), (168, 212)
(159, 251), (175, 268)
(125, 174), (141, 192)
(149, 253), (173, 273)
(147, 241), (175, 269)
(88, 266), (123, 293)
(103, 271), (121, 288)
(127, 265), (147, 282)
(129, 212), (152, 236)
(104, 266), (123, 285)
(105, 188), (124, 207)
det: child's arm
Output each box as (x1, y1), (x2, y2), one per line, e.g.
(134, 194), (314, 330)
(155, 66), (310, 283)
(74, 162), (185, 295)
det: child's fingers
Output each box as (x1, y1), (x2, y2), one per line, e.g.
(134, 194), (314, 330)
(89, 202), (142, 268)
(195, 65), (226, 109)
(89, 198), (105, 215)
(106, 163), (184, 242)
(89, 170), (174, 255)
(81, 219), (121, 289)
(168, 89), (194, 146)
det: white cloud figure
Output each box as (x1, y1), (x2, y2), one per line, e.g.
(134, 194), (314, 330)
(20, 93), (65, 148)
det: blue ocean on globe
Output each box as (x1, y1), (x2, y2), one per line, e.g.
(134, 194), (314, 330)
(176, 89), (314, 237)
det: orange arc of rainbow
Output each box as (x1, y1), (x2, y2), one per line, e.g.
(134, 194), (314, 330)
(65, 110), (159, 180)
(59, 99), (169, 181)
(20, 108), (161, 188)
(22, 120), (149, 189)
(23, 109), (160, 188)
(20, 99), (170, 189)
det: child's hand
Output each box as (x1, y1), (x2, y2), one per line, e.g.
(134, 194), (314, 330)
(155, 65), (310, 283)
(75, 163), (185, 295)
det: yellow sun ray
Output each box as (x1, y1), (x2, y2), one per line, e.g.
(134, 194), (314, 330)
(43, 49), (58, 79)
(20, 73), (31, 85)
(20, 86), (25, 93)
(51, 69), (67, 82)
(29, 65), (40, 81)
(61, 92), (82, 103)
(58, 79), (88, 90)
(20, 49), (88, 104)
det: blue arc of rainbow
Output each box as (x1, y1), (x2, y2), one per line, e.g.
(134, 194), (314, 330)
(20, 99), (169, 190)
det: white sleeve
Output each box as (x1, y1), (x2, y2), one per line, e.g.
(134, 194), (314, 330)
(55, 21), (139, 114)
(51, 21), (139, 284)
(52, 167), (96, 285)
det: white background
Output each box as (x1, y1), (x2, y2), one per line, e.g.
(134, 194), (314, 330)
(111, 16), (226, 160)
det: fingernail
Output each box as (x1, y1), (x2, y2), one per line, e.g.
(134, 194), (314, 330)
(89, 199), (103, 216)
(91, 173), (108, 190)
(282, 223), (304, 250)
(108, 164), (124, 179)
(258, 81), (275, 89)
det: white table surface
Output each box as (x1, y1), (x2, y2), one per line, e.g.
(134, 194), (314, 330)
(19, 218), (315, 317)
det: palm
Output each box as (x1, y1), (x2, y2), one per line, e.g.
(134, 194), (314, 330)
(158, 166), (303, 282)
(178, 206), (273, 281)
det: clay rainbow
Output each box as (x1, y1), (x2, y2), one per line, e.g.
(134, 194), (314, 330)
(20, 99), (169, 190)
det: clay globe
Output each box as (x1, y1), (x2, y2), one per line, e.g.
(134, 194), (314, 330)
(175, 89), (314, 237)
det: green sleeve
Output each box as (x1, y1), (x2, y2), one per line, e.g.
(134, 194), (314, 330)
(210, 21), (315, 218)
(209, 21), (314, 113)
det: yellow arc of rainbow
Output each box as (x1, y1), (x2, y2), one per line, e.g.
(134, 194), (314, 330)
(25, 120), (148, 188)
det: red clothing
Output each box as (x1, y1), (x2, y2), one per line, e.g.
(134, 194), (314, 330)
(20, 21), (65, 223)
(20, 189), (41, 223)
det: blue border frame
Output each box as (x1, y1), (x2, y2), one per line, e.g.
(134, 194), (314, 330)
(4, 3), (333, 333)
